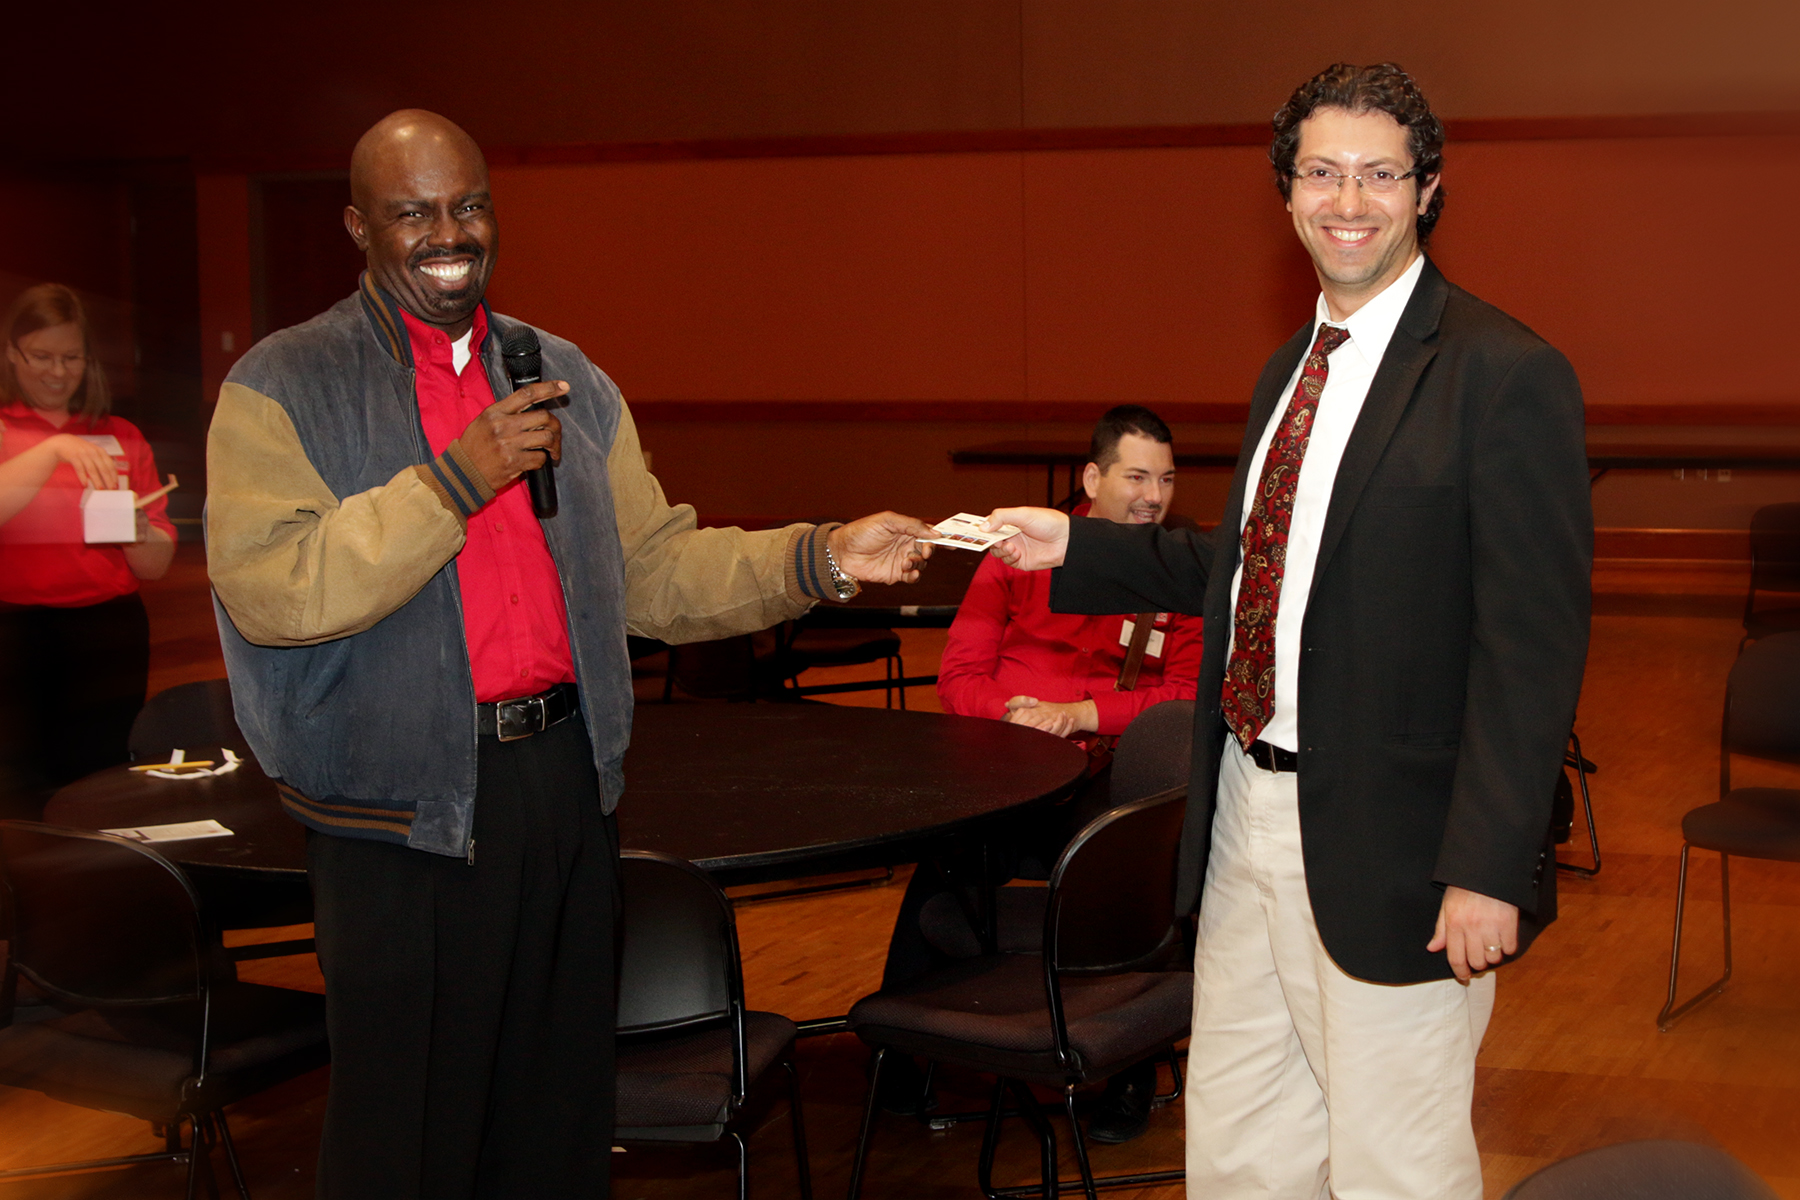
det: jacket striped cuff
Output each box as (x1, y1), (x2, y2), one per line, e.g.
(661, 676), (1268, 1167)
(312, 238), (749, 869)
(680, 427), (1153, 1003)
(416, 439), (496, 520)
(789, 522), (844, 603)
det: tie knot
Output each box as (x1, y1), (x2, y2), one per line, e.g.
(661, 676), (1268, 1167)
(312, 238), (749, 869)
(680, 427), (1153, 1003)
(1314, 324), (1350, 356)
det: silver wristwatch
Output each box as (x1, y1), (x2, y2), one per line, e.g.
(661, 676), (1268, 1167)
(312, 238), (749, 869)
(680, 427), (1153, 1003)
(822, 540), (861, 601)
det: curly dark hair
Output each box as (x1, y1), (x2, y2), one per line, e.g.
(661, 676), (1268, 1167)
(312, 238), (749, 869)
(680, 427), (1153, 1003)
(1270, 63), (1446, 246)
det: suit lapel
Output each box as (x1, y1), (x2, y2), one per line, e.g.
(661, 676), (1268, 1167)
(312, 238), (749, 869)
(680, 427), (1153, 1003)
(1308, 259), (1449, 597)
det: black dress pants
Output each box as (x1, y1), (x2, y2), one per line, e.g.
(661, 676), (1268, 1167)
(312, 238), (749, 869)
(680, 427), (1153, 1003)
(307, 716), (619, 1200)
(0, 593), (149, 818)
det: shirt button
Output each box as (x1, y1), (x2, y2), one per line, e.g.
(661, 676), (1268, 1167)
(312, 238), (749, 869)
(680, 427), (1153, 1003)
(510, 594), (519, 605)
(494, 522), (504, 532)
(520, 669), (529, 679)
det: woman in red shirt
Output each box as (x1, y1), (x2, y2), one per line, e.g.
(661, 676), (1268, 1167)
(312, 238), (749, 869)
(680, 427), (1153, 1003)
(0, 284), (175, 815)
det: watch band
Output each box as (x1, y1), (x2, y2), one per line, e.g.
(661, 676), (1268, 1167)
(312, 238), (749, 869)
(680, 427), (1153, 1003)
(822, 540), (860, 601)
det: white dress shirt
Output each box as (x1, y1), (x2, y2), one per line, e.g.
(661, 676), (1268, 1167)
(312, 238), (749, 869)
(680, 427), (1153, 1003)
(1226, 253), (1425, 752)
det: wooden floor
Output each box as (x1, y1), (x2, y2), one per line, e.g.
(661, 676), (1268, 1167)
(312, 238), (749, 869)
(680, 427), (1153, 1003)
(3, 544), (1798, 1197)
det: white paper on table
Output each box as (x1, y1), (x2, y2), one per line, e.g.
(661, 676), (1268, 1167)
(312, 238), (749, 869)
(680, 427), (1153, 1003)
(101, 819), (235, 844)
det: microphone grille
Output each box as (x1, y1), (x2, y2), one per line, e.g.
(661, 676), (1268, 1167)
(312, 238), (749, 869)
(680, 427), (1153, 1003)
(500, 325), (542, 360)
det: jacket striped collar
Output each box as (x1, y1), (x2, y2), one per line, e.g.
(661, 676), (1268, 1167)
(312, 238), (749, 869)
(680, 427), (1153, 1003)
(356, 272), (494, 369)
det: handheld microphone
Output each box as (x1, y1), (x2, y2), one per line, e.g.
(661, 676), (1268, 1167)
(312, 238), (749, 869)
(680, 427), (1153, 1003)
(500, 326), (558, 519)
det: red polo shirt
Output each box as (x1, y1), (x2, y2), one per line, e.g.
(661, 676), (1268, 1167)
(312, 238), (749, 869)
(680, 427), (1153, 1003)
(0, 402), (176, 607)
(403, 307), (575, 703)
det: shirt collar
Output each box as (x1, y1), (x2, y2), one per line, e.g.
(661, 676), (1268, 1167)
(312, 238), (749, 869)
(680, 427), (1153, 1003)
(398, 303), (489, 374)
(1, 400), (89, 429)
(1311, 252), (1426, 367)
(359, 271), (492, 369)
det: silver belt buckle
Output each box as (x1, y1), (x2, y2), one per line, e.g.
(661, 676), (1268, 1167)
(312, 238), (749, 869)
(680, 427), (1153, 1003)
(496, 694), (546, 742)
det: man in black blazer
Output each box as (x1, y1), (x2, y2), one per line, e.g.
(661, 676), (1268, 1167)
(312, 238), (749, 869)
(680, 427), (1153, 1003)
(989, 64), (1590, 1197)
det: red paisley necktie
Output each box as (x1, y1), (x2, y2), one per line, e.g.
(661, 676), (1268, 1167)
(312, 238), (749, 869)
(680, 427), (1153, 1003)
(1221, 322), (1351, 750)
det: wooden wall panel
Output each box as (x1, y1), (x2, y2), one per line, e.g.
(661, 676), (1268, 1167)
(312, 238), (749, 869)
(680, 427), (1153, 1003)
(487, 135), (1795, 412)
(1430, 135), (1795, 409)
(486, 154), (1028, 402)
(1020, 145), (1310, 406)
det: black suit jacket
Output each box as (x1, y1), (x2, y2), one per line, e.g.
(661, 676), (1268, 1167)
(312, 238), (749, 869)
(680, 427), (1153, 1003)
(1052, 259), (1592, 983)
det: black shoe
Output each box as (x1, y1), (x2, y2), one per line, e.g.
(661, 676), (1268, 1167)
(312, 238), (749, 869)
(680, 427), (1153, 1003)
(1086, 1061), (1157, 1145)
(873, 1052), (936, 1116)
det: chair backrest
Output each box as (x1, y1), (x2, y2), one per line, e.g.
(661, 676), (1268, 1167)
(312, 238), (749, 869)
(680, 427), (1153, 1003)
(1044, 785), (1188, 976)
(617, 850), (740, 1035)
(1109, 700), (1196, 807)
(665, 633), (781, 701)
(1748, 502), (1800, 597)
(1723, 633), (1800, 789)
(128, 678), (250, 763)
(1502, 1139), (1778, 1200)
(0, 821), (205, 1009)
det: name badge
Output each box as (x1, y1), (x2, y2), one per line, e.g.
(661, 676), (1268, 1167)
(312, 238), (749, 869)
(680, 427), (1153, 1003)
(1120, 618), (1166, 659)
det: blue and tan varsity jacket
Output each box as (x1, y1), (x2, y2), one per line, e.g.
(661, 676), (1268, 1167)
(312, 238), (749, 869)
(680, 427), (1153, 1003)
(205, 277), (840, 858)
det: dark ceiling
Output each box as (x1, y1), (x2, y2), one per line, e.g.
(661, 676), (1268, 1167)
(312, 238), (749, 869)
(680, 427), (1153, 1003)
(6, 1), (1795, 170)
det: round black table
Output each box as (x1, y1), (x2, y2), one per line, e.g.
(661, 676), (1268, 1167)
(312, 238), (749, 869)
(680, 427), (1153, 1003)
(47, 704), (1089, 892)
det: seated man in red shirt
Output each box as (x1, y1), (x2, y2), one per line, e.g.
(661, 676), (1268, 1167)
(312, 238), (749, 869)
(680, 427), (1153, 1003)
(878, 405), (1201, 1142)
(938, 404), (1202, 742)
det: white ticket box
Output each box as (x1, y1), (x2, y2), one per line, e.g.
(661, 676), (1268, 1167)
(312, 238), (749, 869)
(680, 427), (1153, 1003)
(81, 488), (136, 543)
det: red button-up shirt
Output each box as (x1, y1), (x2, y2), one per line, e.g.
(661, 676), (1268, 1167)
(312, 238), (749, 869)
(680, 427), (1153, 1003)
(935, 504), (1204, 737)
(403, 307), (575, 703)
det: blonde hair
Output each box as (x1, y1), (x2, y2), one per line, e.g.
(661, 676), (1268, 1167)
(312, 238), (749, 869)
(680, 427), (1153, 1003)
(3, 283), (109, 420)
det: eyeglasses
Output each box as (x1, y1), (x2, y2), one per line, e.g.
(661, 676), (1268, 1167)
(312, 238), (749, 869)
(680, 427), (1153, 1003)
(20, 351), (86, 371)
(1292, 168), (1419, 195)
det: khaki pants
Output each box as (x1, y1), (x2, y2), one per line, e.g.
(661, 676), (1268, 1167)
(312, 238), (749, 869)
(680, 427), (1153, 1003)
(1184, 741), (1494, 1199)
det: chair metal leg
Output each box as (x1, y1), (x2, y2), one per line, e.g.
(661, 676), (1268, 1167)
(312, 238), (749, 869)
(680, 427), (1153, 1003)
(1154, 1050), (1185, 1104)
(726, 1129), (748, 1200)
(1558, 732), (1602, 877)
(783, 1058), (814, 1200)
(973, 1074), (1186, 1199)
(976, 1078), (1010, 1200)
(1006, 1080), (1059, 1200)
(1659, 846), (1734, 1031)
(0, 1148), (192, 1182)
(845, 1047), (886, 1200)
(1061, 1088), (1099, 1200)
(184, 1115), (205, 1200)
(201, 1116), (224, 1200)
(213, 1112), (250, 1200)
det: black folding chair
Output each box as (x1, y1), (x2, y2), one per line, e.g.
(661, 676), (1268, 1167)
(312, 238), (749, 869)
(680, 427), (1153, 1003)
(1657, 633), (1800, 1031)
(847, 786), (1192, 1199)
(900, 700), (1197, 1128)
(0, 821), (327, 1197)
(615, 850), (811, 1200)
(1554, 732), (1601, 877)
(129, 678), (250, 763)
(1503, 1139), (1777, 1199)
(1742, 501), (1800, 646)
(776, 622), (907, 708)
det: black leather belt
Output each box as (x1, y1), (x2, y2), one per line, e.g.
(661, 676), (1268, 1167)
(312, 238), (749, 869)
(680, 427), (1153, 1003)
(478, 682), (579, 742)
(1246, 740), (1299, 773)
